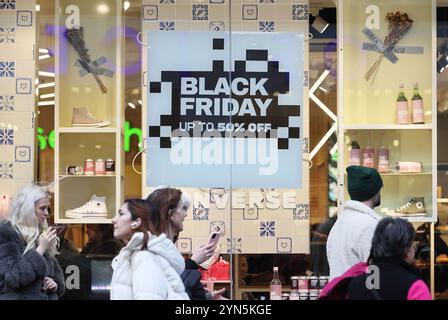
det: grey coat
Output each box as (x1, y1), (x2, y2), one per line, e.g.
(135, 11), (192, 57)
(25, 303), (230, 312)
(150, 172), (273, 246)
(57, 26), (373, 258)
(0, 221), (65, 300)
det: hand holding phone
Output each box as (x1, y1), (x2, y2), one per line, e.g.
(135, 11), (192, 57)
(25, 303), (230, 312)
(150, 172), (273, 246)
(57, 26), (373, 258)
(207, 232), (220, 247)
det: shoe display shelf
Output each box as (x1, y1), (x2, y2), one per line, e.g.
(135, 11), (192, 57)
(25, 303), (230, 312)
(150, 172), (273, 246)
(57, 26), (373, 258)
(54, 0), (124, 223)
(337, 0), (437, 223)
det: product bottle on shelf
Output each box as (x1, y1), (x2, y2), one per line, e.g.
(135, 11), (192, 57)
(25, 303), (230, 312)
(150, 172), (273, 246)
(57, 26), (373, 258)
(378, 146), (389, 173)
(396, 83), (409, 124)
(411, 82), (425, 124)
(270, 267), (282, 300)
(362, 145), (375, 168)
(349, 141), (361, 166)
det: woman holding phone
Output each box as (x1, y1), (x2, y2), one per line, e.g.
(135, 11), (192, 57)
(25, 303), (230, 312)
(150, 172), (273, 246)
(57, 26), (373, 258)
(147, 187), (227, 300)
(0, 184), (65, 300)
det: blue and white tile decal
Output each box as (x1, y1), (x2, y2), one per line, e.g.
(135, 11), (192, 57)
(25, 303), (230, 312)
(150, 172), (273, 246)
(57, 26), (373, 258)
(0, 128), (13, 145)
(293, 203), (309, 220)
(0, 27), (15, 43)
(0, 95), (14, 111)
(0, 0), (15, 10)
(260, 221), (275, 237)
(193, 204), (209, 220)
(159, 21), (175, 31)
(259, 21), (274, 32)
(0, 61), (14, 77)
(192, 5), (208, 21)
(0, 162), (13, 179)
(292, 4), (308, 21)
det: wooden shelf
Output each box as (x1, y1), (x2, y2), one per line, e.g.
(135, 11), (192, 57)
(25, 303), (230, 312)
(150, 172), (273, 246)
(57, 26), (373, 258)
(343, 124), (433, 130)
(58, 127), (118, 133)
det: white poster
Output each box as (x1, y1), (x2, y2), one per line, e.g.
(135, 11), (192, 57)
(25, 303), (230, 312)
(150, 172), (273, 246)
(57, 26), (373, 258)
(146, 32), (305, 189)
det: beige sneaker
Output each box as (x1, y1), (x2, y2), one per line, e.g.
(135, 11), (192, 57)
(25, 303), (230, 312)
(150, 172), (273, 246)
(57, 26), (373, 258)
(72, 107), (110, 127)
(386, 197), (427, 217)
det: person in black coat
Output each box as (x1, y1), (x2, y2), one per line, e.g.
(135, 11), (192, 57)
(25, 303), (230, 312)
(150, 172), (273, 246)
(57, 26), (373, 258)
(0, 184), (65, 300)
(347, 217), (431, 300)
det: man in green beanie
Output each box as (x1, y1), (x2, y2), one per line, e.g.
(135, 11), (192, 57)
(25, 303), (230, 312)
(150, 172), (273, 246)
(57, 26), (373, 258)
(326, 166), (384, 280)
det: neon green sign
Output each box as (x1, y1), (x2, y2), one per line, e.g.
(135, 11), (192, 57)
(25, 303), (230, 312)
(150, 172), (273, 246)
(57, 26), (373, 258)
(37, 121), (142, 153)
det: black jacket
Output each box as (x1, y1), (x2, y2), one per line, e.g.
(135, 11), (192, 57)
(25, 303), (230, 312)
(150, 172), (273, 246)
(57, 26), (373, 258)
(0, 221), (65, 300)
(348, 258), (426, 300)
(181, 259), (207, 300)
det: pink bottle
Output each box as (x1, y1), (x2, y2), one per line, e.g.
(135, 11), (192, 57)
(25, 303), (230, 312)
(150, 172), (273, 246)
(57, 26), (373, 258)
(362, 146), (375, 168)
(378, 146), (389, 173)
(411, 82), (425, 124)
(396, 83), (409, 124)
(349, 141), (361, 166)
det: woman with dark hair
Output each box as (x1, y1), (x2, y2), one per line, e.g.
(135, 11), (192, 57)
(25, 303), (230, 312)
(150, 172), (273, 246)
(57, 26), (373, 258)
(147, 187), (226, 300)
(110, 198), (188, 300)
(347, 217), (431, 300)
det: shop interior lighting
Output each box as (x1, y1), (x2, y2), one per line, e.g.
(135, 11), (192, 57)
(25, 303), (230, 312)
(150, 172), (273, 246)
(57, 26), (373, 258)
(128, 102), (136, 109)
(38, 101), (55, 106)
(39, 54), (51, 60)
(138, 100), (142, 105)
(38, 82), (55, 88)
(38, 48), (49, 54)
(97, 4), (110, 15)
(35, 4), (40, 11)
(124, 0), (130, 11)
(38, 71), (55, 77)
(40, 93), (55, 99)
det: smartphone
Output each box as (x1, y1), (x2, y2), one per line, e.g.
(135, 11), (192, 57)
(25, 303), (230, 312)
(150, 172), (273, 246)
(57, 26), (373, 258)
(207, 232), (220, 247)
(51, 224), (65, 236)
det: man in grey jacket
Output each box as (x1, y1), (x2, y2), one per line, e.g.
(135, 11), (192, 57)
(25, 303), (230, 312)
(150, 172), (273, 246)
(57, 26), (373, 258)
(327, 166), (384, 280)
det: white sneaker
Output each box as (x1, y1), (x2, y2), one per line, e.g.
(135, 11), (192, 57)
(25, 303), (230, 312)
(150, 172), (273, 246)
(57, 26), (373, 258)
(65, 195), (108, 219)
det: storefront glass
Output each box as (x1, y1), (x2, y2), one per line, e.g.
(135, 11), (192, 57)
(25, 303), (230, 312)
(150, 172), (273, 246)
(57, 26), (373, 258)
(1, 0), (446, 300)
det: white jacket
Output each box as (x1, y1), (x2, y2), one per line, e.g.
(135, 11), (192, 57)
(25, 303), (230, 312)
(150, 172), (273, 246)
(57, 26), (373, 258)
(327, 200), (383, 280)
(110, 232), (189, 300)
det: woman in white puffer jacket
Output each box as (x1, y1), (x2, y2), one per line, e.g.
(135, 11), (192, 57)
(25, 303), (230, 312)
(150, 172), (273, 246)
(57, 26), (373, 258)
(110, 198), (189, 300)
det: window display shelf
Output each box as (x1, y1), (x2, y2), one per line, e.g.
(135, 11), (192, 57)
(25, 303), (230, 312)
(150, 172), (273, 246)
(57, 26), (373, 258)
(59, 175), (116, 179)
(343, 124), (433, 130)
(54, 0), (124, 224)
(438, 199), (448, 204)
(338, 0), (436, 223)
(58, 128), (118, 133)
(344, 171), (432, 176)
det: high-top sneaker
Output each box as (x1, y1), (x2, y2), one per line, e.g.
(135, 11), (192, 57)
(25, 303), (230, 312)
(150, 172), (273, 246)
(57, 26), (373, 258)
(71, 107), (110, 127)
(65, 195), (108, 219)
(386, 197), (427, 217)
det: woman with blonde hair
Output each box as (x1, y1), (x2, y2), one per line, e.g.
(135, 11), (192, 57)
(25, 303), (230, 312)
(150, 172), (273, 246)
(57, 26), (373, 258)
(0, 184), (65, 300)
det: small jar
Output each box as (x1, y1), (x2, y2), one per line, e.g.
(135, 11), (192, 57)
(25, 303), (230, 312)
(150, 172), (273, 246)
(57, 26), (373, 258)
(105, 158), (115, 175)
(95, 159), (106, 175)
(84, 159), (95, 176)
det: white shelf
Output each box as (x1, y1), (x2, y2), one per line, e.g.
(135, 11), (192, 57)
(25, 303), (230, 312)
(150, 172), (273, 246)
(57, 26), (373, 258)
(58, 127), (118, 133)
(438, 199), (448, 203)
(343, 124), (433, 130)
(59, 175), (116, 178)
(344, 171), (431, 176)
(56, 219), (113, 224)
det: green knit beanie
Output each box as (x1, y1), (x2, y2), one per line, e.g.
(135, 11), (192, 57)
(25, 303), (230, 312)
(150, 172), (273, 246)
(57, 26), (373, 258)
(347, 166), (383, 202)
